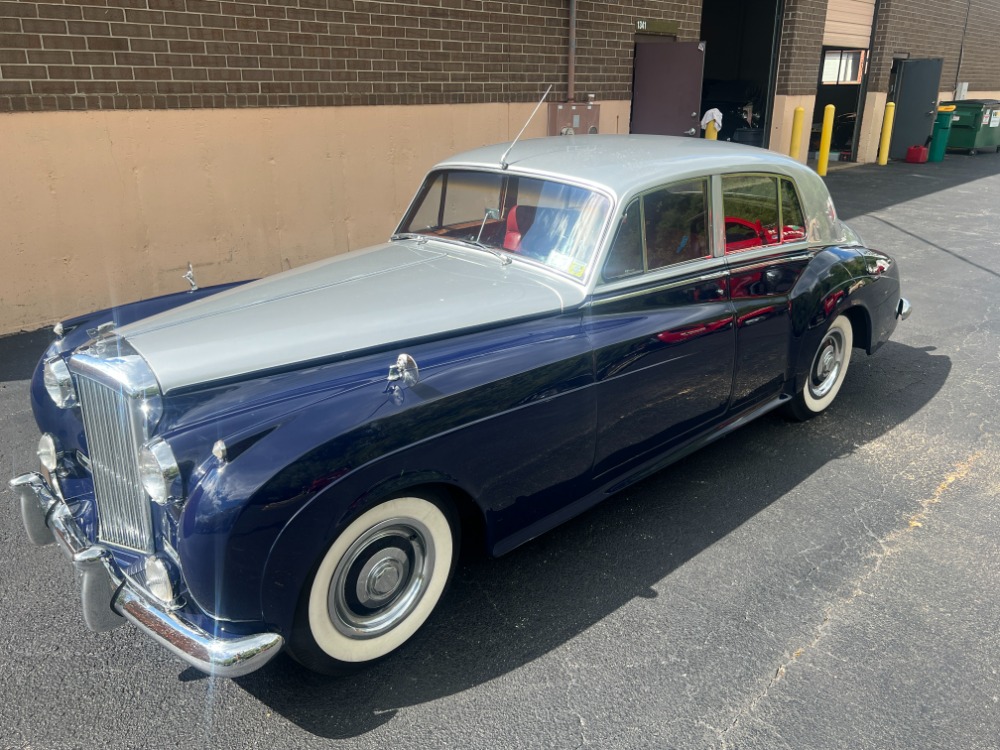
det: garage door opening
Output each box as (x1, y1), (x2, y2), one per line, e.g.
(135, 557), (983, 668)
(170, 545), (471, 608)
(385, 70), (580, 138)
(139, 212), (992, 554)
(699, 0), (781, 146)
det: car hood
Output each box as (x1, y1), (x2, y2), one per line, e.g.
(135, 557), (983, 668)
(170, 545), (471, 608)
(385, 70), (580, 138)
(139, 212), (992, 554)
(117, 241), (585, 393)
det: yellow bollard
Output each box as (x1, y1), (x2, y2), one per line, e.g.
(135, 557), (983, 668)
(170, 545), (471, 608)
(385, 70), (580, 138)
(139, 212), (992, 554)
(789, 106), (804, 161)
(816, 104), (835, 176)
(878, 102), (896, 166)
(705, 120), (718, 140)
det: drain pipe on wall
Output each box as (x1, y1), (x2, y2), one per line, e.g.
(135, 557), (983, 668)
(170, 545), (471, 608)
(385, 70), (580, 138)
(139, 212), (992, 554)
(567, 0), (576, 102)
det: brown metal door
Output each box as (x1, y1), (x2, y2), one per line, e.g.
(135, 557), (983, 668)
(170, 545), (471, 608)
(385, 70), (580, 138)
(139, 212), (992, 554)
(631, 39), (705, 137)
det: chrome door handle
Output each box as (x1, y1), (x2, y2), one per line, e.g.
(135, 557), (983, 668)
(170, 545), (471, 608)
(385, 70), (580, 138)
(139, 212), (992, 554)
(684, 128), (697, 136)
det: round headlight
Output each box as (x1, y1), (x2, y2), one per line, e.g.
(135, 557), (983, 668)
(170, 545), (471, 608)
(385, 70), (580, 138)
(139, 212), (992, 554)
(144, 556), (176, 604)
(43, 357), (77, 409)
(37, 433), (59, 471)
(138, 438), (181, 505)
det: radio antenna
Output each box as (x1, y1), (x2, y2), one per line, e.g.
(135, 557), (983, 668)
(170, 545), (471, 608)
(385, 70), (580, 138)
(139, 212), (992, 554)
(500, 84), (553, 170)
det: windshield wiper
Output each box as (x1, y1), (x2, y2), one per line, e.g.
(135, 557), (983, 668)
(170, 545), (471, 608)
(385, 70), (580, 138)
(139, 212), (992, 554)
(467, 208), (511, 266)
(463, 238), (512, 266)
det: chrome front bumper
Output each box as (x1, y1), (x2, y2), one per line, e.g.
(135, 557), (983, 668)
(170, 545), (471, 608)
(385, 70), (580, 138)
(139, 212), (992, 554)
(897, 297), (912, 320)
(9, 472), (283, 678)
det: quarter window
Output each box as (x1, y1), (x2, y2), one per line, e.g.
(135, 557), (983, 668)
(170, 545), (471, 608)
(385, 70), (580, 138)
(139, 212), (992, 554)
(602, 178), (711, 281)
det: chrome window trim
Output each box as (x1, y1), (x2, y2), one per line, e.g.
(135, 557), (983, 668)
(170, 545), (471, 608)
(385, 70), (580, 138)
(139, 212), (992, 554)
(710, 174), (725, 258)
(595, 250), (729, 296)
(591, 268), (730, 306)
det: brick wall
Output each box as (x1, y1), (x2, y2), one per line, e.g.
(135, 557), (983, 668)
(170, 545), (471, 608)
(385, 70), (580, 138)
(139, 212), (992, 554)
(868, 0), (1000, 94)
(774, 0), (828, 97)
(0, 0), (701, 112)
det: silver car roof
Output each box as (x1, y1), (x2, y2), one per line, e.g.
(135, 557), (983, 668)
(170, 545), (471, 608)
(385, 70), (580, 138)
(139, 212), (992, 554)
(434, 134), (824, 200)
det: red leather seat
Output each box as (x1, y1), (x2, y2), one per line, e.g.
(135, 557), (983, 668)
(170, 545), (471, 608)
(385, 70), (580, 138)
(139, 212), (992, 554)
(504, 205), (535, 252)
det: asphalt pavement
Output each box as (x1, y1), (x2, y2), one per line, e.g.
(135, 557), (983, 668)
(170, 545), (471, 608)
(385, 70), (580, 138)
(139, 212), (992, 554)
(2, 151), (998, 749)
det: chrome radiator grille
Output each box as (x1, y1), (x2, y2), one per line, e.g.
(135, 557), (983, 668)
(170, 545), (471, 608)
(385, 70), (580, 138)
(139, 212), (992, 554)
(76, 375), (154, 553)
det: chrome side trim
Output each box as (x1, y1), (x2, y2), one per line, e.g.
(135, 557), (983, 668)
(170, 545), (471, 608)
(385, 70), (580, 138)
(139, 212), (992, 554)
(725, 252), (817, 273)
(591, 270), (730, 306)
(10, 472), (284, 678)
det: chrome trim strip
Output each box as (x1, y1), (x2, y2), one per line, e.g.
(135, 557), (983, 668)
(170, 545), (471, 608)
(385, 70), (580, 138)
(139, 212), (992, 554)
(725, 252), (817, 273)
(9, 472), (284, 678)
(591, 269), (730, 306)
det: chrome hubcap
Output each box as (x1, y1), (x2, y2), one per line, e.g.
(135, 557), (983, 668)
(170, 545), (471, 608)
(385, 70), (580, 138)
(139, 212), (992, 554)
(810, 329), (845, 398)
(329, 518), (435, 639)
(357, 548), (410, 606)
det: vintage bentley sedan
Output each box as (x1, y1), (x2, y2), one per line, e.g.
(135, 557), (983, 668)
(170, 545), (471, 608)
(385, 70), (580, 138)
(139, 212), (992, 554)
(11, 135), (910, 677)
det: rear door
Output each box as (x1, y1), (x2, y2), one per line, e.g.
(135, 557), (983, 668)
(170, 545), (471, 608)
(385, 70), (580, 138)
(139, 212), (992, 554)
(631, 39), (706, 137)
(721, 173), (813, 409)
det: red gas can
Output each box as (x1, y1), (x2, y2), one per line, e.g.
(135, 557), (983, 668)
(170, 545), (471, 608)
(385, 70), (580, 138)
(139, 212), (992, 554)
(905, 145), (929, 163)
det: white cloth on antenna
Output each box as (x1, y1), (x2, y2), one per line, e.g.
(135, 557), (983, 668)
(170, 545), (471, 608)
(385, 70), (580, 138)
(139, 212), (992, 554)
(700, 108), (723, 132)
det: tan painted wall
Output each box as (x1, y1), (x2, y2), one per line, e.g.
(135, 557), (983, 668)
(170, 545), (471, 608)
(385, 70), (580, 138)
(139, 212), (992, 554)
(769, 94), (817, 163)
(856, 91), (889, 163)
(0, 100), (632, 336)
(824, 0), (876, 49)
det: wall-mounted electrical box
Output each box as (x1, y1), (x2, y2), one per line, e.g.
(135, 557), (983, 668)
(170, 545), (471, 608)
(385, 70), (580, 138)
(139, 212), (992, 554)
(547, 102), (601, 135)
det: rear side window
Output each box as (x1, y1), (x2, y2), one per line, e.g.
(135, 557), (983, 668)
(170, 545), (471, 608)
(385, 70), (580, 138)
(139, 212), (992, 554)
(603, 178), (711, 281)
(722, 174), (807, 252)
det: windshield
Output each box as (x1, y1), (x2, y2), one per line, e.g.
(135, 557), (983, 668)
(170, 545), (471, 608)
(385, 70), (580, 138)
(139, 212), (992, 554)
(397, 169), (611, 281)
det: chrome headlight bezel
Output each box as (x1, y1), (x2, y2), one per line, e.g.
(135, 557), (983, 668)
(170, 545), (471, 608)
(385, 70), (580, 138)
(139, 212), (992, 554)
(43, 356), (77, 409)
(138, 438), (183, 506)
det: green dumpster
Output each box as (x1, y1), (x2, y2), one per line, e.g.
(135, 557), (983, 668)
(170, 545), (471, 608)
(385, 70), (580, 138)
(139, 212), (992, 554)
(942, 99), (1000, 154)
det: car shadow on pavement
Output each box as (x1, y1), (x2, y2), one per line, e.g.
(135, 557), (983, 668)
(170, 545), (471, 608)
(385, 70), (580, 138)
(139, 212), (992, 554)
(827, 150), (1000, 222)
(234, 340), (950, 739)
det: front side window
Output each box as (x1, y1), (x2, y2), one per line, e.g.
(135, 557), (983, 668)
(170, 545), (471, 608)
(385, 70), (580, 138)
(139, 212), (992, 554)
(602, 178), (711, 281)
(398, 170), (611, 281)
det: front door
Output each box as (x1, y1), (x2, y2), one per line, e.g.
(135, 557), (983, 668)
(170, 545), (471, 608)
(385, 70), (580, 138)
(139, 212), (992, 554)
(588, 177), (735, 481)
(889, 58), (943, 160)
(631, 39), (706, 137)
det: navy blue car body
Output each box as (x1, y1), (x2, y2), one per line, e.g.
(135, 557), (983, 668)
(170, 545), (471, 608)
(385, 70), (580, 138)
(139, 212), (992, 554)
(13, 136), (908, 676)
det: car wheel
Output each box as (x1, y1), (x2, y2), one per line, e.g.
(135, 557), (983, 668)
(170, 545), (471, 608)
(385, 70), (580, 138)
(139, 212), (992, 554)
(288, 493), (457, 674)
(786, 314), (853, 421)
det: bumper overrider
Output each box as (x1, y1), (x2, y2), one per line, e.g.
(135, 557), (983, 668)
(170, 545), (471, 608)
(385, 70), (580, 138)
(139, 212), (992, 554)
(9, 472), (283, 678)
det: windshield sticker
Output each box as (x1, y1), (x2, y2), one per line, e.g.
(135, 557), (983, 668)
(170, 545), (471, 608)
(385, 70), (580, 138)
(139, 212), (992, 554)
(546, 251), (587, 278)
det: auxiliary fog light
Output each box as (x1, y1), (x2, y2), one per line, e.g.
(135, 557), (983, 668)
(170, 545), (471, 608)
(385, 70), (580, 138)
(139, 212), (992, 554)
(37, 433), (59, 472)
(138, 438), (182, 506)
(43, 357), (77, 409)
(144, 556), (177, 605)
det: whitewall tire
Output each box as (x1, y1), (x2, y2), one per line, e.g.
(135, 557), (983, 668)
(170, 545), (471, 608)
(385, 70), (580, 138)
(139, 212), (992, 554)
(293, 494), (456, 672)
(788, 315), (853, 420)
